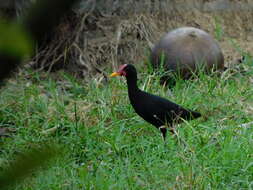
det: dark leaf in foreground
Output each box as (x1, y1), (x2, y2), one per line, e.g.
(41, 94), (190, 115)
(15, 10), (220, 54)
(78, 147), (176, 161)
(0, 0), (80, 83)
(0, 144), (59, 189)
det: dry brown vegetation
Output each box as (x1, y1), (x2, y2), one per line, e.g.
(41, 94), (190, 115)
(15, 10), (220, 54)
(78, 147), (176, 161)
(16, 0), (253, 79)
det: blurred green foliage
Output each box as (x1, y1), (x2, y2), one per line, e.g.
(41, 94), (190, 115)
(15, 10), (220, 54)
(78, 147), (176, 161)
(0, 20), (33, 59)
(0, 143), (59, 189)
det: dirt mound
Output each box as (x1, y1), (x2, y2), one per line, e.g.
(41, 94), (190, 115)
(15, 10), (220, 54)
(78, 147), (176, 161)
(28, 0), (253, 78)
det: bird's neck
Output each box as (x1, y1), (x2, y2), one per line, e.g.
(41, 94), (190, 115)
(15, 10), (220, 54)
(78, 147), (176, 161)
(126, 76), (139, 93)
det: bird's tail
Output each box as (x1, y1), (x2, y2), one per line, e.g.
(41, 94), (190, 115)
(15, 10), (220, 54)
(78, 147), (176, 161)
(191, 111), (201, 119)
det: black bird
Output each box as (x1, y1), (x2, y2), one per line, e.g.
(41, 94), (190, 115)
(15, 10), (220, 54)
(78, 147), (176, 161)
(110, 64), (201, 140)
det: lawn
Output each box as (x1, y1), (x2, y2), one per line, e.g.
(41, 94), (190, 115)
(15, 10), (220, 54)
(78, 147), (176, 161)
(1, 57), (253, 189)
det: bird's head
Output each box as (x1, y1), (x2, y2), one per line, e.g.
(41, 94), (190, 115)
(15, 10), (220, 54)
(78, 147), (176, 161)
(110, 64), (137, 78)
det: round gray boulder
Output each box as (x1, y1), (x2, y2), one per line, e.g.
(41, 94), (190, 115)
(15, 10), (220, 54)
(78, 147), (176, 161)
(151, 27), (224, 80)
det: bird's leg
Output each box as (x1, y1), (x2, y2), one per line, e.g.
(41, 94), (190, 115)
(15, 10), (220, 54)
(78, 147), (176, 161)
(159, 126), (167, 141)
(159, 125), (176, 141)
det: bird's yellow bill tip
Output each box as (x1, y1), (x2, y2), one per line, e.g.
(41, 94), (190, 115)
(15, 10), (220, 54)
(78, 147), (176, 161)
(110, 72), (121, 77)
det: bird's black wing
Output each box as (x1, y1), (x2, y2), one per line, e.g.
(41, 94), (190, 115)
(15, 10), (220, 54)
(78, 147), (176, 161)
(133, 91), (200, 127)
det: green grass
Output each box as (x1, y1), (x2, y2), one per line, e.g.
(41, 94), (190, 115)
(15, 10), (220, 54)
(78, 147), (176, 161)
(1, 57), (253, 190)
(214, 16), (224, 41)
